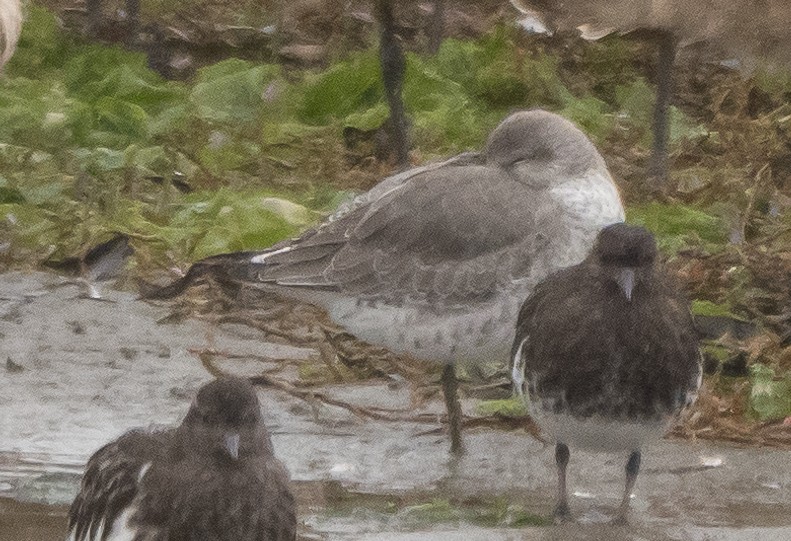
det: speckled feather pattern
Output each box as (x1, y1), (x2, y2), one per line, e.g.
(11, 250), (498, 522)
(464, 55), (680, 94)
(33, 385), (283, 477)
(245, 110), (625, 363)
(67, 379), (296, 541)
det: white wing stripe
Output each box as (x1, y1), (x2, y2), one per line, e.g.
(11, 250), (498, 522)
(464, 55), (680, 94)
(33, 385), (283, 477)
(512, 336), (528, 396)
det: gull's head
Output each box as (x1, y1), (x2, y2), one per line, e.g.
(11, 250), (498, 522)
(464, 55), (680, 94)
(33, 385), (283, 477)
(592, 223), (658, 302)
(182, 377), (270, 462)
(484, 109), (608, 184)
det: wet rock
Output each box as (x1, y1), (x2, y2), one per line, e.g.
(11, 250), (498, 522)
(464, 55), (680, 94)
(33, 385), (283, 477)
(67, 321), (86, 335)
(694, 314), (759, 341)
(5, 357), (23, 373)
(119, 347), (138, 360)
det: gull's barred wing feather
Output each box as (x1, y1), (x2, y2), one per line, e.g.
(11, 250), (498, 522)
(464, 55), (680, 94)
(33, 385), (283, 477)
(327, 151), (484, 221)
(255, 165), (555, 304)
(141, 154), (486, 301)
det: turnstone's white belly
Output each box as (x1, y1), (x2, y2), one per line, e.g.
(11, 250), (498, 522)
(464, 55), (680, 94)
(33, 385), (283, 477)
(531, 409), (673, 452)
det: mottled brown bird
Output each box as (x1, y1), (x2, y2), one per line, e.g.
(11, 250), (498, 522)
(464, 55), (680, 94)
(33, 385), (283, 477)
(513, 223), (701, 522)
(67, 377), (296, 541)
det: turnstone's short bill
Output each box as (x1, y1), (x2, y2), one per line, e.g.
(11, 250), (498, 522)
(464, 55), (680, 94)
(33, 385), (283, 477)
(512, 223), (701, 522)
(151, 109), (625, 454)
(67, 377), (296, 541)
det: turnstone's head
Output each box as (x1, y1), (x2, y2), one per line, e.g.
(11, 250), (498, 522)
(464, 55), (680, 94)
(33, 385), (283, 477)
(181, 377), (268, 461)
(592, 223), (658, 301)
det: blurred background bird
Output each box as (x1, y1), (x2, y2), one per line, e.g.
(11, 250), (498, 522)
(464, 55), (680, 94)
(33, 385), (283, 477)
(0, 0), (21, 69)
(511, 0), (791, 189)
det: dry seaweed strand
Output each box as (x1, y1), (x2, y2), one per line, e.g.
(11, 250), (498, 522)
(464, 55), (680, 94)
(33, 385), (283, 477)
(161, 272), (791, 448)
(194, 345), (545, 440)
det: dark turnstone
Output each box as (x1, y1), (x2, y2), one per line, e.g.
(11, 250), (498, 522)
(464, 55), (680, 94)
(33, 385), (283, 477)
(153, 110), (625, 453)
(512, 223), (701, 521)
(67, 377), (296, 541)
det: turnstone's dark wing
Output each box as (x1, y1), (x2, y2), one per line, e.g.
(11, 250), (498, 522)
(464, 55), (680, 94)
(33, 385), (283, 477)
(511, 265), (582, 395)
(67, 429), (170, 541)
(512, 225), (701, 419)
(252, 164), (553, 304)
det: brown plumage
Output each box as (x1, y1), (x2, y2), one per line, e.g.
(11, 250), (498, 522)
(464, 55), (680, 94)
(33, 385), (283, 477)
(512, 1), (724, 43)
(67, 377), (296, 541)
(512, 223), (701, 521)
(513, 1), (791, 185)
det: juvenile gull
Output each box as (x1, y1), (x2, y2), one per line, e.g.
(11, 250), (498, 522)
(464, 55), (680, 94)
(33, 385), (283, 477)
(67, 377), (296, 541)
(512, 224), (701, 522)
(152, 109), (625, 454)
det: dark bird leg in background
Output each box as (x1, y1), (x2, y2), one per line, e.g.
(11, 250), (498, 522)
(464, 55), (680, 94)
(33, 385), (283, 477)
(554, 443), (571, 521)
(86, 0), (102, 37)
(375, 0), (410, 169)
(440, 364), (463, 455)
(125, 0), (141, 44)
(85, 0), (140, 43)
(616, 450), (641, 522)
(648, 30), (677, 190)
(428, 0), (445, 55)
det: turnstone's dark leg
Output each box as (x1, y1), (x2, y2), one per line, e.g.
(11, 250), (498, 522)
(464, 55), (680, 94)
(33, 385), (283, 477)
(440, 364), (463, 455)
(553, 443), (571, 521)
(615, 450), (642, 522)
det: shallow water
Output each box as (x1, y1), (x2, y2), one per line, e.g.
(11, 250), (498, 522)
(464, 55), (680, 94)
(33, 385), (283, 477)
(1, 271), (790, 540)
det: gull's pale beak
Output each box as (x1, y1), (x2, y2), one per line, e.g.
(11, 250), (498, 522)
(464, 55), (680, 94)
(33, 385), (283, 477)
(616, 268), (636, 301)
(224, 432), (240, 460)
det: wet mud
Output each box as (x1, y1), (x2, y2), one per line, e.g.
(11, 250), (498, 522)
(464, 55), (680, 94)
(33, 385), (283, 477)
(1, 271), (790, 540)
